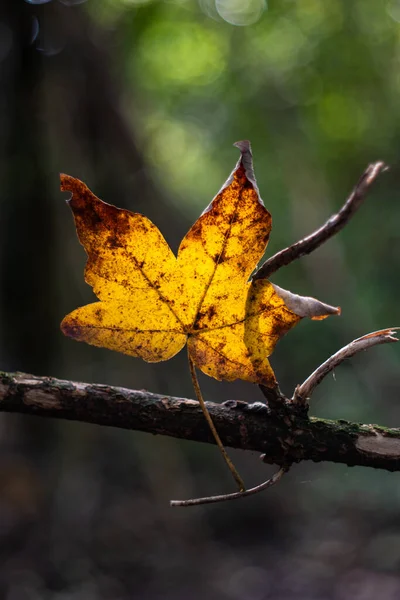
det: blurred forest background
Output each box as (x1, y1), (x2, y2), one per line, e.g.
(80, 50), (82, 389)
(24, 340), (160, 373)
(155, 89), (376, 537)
(1, 0), (400, 598)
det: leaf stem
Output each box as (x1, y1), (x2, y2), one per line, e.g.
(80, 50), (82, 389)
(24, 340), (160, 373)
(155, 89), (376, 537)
(187, 347), (246, 493)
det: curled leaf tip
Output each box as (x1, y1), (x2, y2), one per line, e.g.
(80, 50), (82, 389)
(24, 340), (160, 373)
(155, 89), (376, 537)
(233, 140), (253, 174)
(233, 140), (260, 196)
(60, 173), (92, 196)
(272, 284), (340, 320)
(60, 173), (76, 193)
(209, 140), (262, 210)
(60, 174), (93, 208)
(233, 140), (252, 154)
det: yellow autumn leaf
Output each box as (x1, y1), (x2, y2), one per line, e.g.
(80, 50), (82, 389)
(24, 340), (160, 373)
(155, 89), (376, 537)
(61, 141), (339, 387)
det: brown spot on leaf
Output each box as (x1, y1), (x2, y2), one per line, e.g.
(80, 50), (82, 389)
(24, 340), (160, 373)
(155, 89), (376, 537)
(60, 319), (82, 340)
(206, 305), (217, 319)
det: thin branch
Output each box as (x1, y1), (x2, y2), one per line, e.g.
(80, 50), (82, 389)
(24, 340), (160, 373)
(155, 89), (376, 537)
(170, 466), (288, 507)
(253, 161), (387, 281)
(294, 328), (399, 403)
(2, 371), (400, 472)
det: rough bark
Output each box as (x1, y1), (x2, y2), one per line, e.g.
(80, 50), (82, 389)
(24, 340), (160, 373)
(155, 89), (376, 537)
(1, 371), (400, 473)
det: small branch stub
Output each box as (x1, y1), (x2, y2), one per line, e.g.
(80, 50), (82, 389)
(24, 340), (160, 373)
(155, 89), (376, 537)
(294, 328), (399, 404)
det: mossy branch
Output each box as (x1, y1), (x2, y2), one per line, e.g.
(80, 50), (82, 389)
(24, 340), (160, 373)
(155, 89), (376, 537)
(1, 370), (400, 473)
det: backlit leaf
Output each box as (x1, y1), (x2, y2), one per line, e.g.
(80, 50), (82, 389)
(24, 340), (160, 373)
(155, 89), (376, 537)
(61, 141), (339, 387)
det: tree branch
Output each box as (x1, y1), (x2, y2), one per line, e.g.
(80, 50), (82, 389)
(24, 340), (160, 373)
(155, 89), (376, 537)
(1, 370), (400, 473)
(253, 161), (387, 281)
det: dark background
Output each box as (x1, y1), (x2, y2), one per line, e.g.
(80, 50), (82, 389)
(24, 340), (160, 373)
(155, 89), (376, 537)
(1, 0), (400, 598)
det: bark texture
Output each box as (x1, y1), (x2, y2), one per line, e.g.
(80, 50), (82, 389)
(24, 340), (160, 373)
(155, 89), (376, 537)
(1, 371), (400, 472)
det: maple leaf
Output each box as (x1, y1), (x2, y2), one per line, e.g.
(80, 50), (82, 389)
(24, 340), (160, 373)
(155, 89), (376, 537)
(61, 141), (339, 388)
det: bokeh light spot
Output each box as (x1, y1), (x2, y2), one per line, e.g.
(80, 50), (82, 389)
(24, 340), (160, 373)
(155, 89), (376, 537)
(120, 0), (155, 6)
(144, 117), (224, 213)
(244, 18), (310, 75)
(294, 0), (343, 35)
(387, 0), (400, 23)
(137, 22), (228, 88)
(317, 93), (369, 141)
(30, 16), (40, 45)
(215, 0), (266, 26)
(198, 0), (222, 22)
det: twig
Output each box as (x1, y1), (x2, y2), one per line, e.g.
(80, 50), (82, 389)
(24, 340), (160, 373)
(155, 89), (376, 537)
(253, 161), (387, 281)
(170, 466), (288, 507)
(294, 328), (399, 403)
